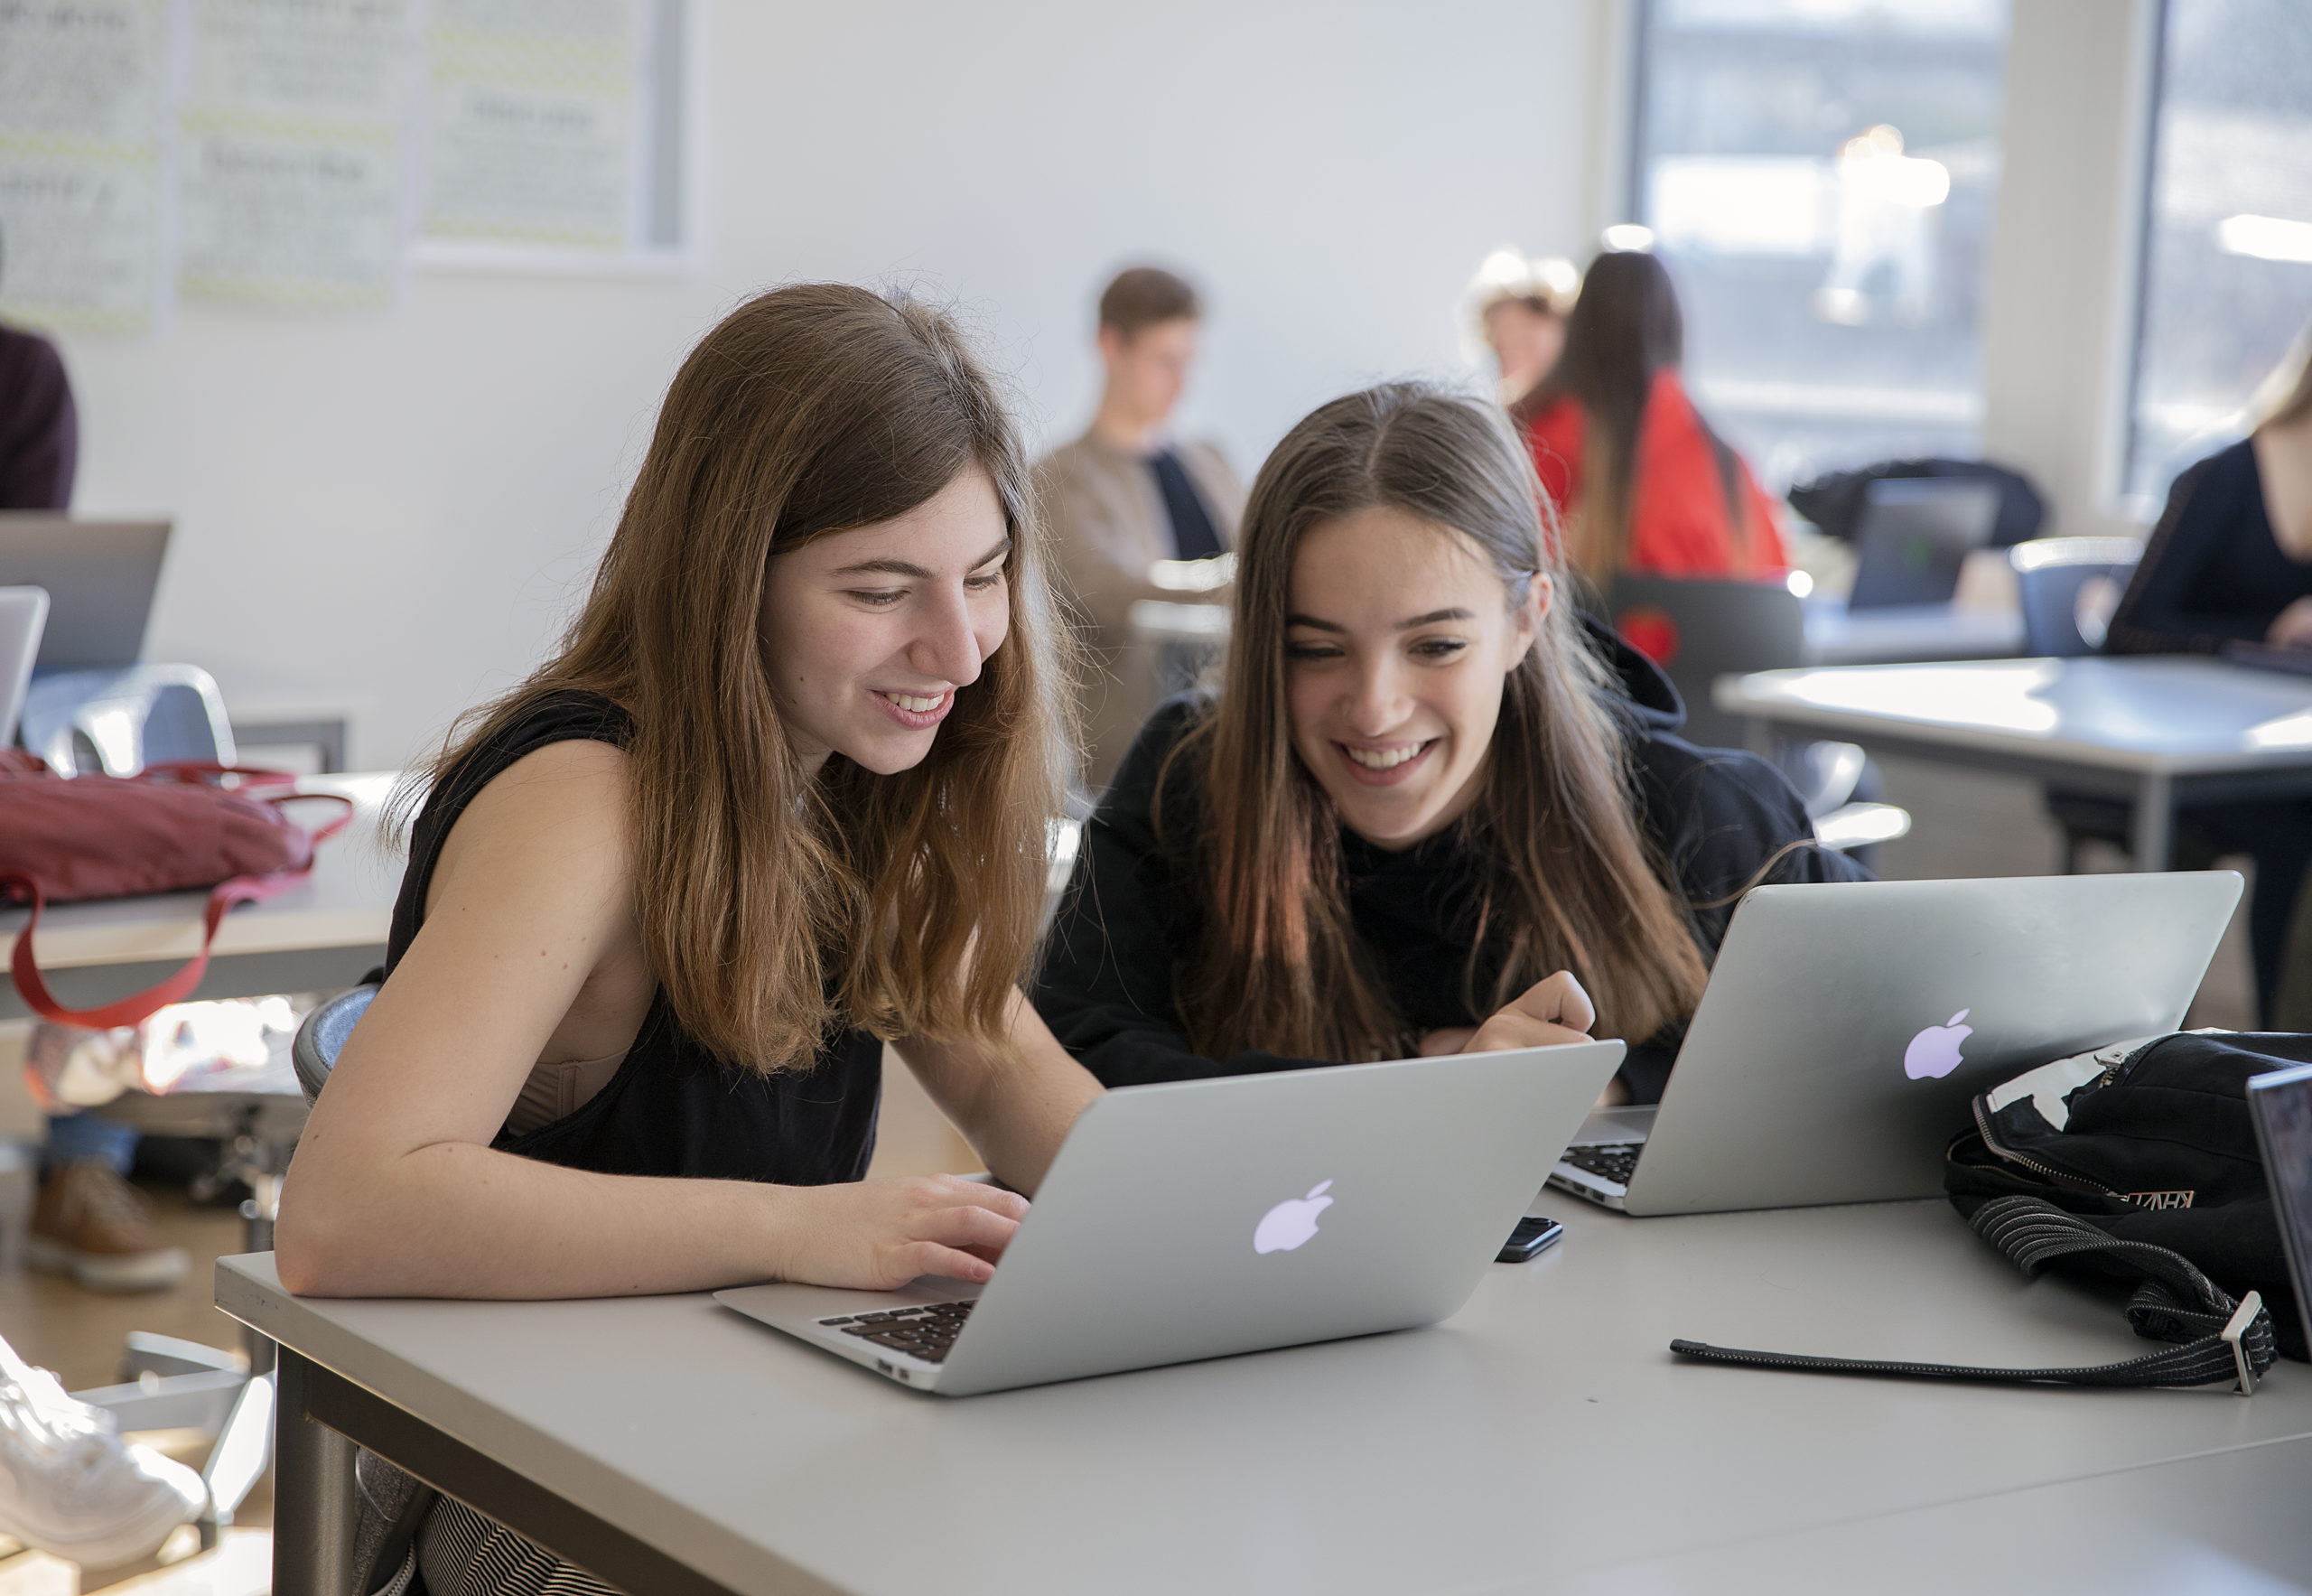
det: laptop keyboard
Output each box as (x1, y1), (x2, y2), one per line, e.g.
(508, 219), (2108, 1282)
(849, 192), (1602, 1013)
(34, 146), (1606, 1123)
(816, 1301), (974, 1364)
(1560, 1142), (1643, 1188)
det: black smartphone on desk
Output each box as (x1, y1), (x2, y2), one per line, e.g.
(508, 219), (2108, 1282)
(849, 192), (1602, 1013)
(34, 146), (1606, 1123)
(1497, 1216), (1563, 1263)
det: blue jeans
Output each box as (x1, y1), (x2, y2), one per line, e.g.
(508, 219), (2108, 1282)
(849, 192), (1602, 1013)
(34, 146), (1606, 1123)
(44, 1112), (139, 1176)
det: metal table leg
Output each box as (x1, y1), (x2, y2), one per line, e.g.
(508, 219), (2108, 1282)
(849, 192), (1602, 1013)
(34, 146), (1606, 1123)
(274, 1349), (358, 1596)
(2132, 771), (2175, 871)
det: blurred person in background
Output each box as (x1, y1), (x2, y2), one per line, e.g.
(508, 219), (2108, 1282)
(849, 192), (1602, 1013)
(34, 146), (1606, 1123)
(0, 225), (77, 511)
(1463, 247), (1579, 406)
(1512, 247), (1786, 585)
(1038, 266), (1245, 788)
(2107, 324), (2312, 1022)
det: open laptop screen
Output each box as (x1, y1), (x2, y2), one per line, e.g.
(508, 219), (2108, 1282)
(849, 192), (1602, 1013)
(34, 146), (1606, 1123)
(2248, 1062), (2312, 1338)
(0, 516), (171, 670)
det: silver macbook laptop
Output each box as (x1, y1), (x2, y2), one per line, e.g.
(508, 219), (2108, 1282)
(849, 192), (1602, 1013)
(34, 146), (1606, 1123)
(0, 587), (45, 746)
(0, 516), (171, 670)
(1549, 872), (2242, 1217)
(718, 1039), (1626, 1395)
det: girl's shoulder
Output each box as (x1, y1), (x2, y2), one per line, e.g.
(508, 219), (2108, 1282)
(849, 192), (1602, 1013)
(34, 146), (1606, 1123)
(1095, 694), (1216, 846)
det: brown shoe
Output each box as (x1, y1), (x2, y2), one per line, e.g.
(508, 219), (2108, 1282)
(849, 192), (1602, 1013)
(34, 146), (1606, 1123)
(27, 1162), (189, 1293)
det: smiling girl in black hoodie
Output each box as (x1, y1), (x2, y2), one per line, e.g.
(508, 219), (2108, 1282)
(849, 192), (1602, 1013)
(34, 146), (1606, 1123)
(1035, 382), (1864, 1104)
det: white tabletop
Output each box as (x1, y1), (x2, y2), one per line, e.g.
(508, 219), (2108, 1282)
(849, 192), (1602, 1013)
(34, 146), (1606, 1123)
(0, 771), (401, 974)
(219, 1198), (2312, 1595)
(1802, 600), (2025, 666)
(1563, 1431), (2312, 1594)
(1716, 656), (2312, 777)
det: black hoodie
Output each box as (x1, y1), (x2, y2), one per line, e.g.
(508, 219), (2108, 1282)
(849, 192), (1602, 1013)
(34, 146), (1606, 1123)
(1032, 625), (1870, 1102)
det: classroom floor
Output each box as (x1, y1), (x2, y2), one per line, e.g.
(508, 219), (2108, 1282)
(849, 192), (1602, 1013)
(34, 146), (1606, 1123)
(0, 1183), (272, 1594)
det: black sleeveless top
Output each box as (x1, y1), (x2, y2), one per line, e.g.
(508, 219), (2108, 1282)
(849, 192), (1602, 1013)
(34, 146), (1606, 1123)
(383, 689), (881, 1184)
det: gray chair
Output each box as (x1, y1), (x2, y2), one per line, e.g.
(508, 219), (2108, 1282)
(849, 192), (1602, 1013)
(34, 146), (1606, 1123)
(2010, 538), (2149, 869)
(2011, 537), (2140, 656)
(19, 662), (236, 776)
(293, 983), (378, 1105)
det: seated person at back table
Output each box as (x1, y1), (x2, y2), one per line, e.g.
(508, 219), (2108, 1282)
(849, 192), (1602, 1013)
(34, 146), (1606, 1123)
(1512, 248), (1786, 585)
(276, 286), (1105, 1594)
(1034, 382), (1865, 1107)
(2105, 324), (2312, 1022)
(1037, 266), (1245, 787)
(1468, 247), (1579, 408)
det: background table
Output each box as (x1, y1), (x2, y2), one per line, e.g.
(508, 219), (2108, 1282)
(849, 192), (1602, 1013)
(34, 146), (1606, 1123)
(1717, 657), (2312, 869)
(223, 1197), (2312, 1596)
(1802, 599), (2024, 666)
(0, 772), (402, 1021)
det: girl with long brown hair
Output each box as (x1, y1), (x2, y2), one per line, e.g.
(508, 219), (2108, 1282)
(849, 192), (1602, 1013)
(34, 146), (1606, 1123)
(279, 284), (1105, 1294)
(1511, 248), (1786, 582)
(1037, 381), (1861, 1104)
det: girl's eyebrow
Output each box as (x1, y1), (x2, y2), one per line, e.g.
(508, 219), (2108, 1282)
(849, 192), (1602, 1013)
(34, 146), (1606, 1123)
(830, 537), (1012, 581)
(1286, 606), (1473, 631)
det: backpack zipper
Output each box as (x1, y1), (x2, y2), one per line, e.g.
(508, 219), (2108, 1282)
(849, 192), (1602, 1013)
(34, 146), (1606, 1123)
(1970, 1097), (2122, 1196)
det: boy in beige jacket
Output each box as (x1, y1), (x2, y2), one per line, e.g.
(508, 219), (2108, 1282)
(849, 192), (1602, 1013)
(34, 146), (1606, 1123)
(1038, 266), (1243, 787)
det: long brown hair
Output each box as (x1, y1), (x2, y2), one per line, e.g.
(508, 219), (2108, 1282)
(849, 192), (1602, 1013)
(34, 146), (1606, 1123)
(1170, 381), (1710, 1061)
(415, 285), (1074, 1071)
(1513, 249), (1752, 578)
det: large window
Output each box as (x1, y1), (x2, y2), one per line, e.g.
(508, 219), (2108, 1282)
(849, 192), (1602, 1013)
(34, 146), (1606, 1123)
(1627, 0), (2010, 493)
(2127, 0), (2312, 505)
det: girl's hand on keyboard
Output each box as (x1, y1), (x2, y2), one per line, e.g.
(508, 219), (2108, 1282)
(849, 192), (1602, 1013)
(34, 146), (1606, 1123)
(1447, 971), (1596, 1057)
(768, 1175), (1030, 1290)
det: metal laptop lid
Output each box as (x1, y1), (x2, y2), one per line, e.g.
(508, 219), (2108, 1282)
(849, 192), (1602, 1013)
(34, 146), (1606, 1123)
(936, 1040), (1621, 1395)
(722, 1039), (1623, 1396)
(0, 517), (171, 670)
(1623, 872), (2242, 1217)
(0, 587), (44, 745)
(2248, 1063), (2312, 1340)
(1846, 478), (1999, 610)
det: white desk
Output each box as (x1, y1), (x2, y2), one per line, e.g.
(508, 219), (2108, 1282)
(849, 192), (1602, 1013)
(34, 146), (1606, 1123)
(1803, 600), (2025, 666)
(0, 772), (402, 1021)
(1716, 657), (2312, 869)
(221, 1198), (2312, 1596)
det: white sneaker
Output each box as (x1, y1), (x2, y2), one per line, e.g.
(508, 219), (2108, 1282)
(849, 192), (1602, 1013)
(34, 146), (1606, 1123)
(0, 1338), (207, 1567)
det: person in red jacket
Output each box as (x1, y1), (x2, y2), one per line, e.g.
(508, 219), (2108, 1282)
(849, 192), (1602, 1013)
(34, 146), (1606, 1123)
(1512, 248), (1785, 582)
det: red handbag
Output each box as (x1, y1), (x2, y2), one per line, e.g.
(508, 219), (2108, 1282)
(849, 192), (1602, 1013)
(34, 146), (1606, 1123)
(0, 757), (354, 1028)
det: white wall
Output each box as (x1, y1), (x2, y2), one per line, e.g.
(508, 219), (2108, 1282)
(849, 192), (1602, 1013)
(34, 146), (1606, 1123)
(56, 0), (1608, 769)
(1978, 0), (2162, 540)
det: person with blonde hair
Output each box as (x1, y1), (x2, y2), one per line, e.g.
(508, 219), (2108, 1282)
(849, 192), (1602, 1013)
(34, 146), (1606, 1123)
(2107, 321), (2312, 1019)
(1463, 247), (1579, 406)
(1036, 381), (1860, 1107)
(277, 285), (1105, 1593)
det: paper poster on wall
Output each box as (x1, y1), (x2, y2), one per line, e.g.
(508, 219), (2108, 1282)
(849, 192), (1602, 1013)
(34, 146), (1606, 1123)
(419, 0), (643, 251)
(175, 0), (413, 309)
(0, 0), (171, 334)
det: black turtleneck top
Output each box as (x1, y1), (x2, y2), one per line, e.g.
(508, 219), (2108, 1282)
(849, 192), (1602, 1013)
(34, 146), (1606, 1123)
(1032, 630), (1869, 1102)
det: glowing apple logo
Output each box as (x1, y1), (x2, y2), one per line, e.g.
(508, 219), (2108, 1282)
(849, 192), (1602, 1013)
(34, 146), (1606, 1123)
(1254, 1180), (1335, 1255)
(1904, 1009), (1974, 1079)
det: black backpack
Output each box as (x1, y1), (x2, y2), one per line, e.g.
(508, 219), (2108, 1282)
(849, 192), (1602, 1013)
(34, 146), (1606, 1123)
(1944, 1030), (2307, 1360)
(1673, 1031), (2304, 1390)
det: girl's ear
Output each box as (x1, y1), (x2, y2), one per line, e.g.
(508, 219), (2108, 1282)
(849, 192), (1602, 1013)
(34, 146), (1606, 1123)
(1507, 572), (1551, 669)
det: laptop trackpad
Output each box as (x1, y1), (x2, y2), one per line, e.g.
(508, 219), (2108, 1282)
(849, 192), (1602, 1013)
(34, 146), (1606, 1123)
(1569, 1105), (1655, 1147)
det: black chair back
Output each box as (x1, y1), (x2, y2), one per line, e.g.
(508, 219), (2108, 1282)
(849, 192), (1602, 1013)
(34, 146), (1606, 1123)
(1607, 574), (1805, 750)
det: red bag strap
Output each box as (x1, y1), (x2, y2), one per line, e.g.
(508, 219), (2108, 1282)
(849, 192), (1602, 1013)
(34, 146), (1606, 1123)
(2, 790), (356, 1031)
